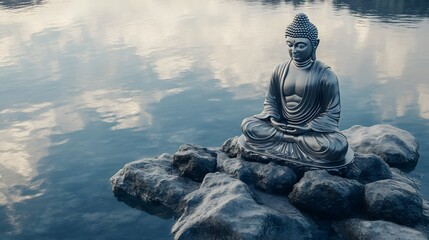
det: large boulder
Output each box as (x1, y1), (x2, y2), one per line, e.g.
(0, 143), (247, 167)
(172, 172), (317, 240)
(365, 179), (423, 227)
(344, 153), (392, 184)
(110, 154), (199, 215)
(173, 144), (217, 182)
(289, 170), (364, 218)
(334, 218), (427, 240)
(343, 124), (419, 172)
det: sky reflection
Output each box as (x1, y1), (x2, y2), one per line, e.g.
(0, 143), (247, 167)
(1, 0), (429, 239)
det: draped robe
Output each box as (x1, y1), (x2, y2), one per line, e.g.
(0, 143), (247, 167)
(241, 60), (349, 164)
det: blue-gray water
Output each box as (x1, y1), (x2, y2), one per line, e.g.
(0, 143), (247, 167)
(1, 0), (428, 239)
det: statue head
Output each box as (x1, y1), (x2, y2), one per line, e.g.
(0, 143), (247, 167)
(285, 13), (319, 61)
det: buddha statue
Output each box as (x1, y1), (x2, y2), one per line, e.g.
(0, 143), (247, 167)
(239, 13), (353, 168)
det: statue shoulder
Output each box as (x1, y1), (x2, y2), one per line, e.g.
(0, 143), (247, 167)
(271, 60), (290, 78)
(314, 60), (338, 85)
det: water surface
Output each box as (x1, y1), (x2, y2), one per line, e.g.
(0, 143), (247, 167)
(1, 0), (429, 239)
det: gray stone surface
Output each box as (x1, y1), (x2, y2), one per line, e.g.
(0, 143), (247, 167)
(344, 153), (392, 184)
(334, 218), (427, 240)
(365, 179), (423, 227)
(256, 162), (297, 194)
(343, 124), (419, 172)
(220, 157), (261, 185)
(390, 167), (420, 190)
(289, 170), (364, 218)
(173, 144), (217, 182)
(172, 172), (317, 240)
(110, 154), (199, 214)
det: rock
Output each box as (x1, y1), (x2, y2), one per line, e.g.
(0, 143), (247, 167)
(110, 154), (199, 214)
(390, 167), (420, 190)
(172, 172), (317, 240)
(343, 124), (419, 172)
(334, 218), (427, 240)
(365, 179), (423, 227)
(220, 157), (261, 185)
(173, 144), (217, 182)
(221, 137), (242, 158)
(344, 153), (392, 184)
(288, 170), (364, 218)
(256, 162), (297, 194)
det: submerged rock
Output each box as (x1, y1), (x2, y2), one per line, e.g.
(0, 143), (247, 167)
(172, 172), (316, 240)
(343, 124), (419, 172)
(110, 153), (199, 215)
(334, 218), (427, 240)
(365, 179), (423, 227)
(288, 170), (364, 218)
(172, 144), (217, 182)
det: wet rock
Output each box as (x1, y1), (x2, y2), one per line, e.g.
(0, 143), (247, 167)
(343, 124), (419, 172)
(172, 172), (317, 240)
(334, 218), (427, 240)
(365, 179), (423, 227)
(256, 162), (297, 194)
(289, 170), (364, 218)
(173, 144), (217, 182)
(110, 154), (199, 214)
(344, 153), (392, 184)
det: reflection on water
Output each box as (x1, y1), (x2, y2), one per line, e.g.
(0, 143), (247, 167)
(0, 0), (429, 239)
(333, 0), (429, 21)
(0, 0), (44, 9)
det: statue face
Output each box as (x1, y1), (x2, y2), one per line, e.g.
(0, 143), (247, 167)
(286, 37), (313, 62)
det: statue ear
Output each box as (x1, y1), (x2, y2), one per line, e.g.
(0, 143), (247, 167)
(312, 39), (320, 60)
(315, 39), (320, 48)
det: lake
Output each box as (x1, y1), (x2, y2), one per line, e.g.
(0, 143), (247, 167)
(1, 0), (428, 239)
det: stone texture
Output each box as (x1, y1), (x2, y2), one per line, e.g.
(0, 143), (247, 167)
(220, 157), (261, 185)
(365, 179), (423, 227)
(334, 218), (427, 240)
(256, 162), (297, 194)
(344, 153), (392, 184)
(343, 124), (419, 172)
(289, 170), (364, 218)
(173, 144), (217, 182)
(221, 137), (242, 158)
(172, 172), (317, 240)
(390, 167), (420, 190)
(110, 154), (199, 214)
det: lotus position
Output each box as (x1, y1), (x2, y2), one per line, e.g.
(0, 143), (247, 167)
(239, 13), (353, 166)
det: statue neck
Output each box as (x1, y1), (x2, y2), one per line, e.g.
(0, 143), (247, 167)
(292, 58), (313, 69)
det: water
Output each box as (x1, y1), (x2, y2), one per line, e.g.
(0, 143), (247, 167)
(0, 0), (428, 239)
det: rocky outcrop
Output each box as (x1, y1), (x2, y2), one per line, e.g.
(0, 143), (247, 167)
(344, 153), (392, 184)
(342, 124), (419, 172)
(365, 179), (423, 227)
(111, 124), (427, 239)
(289, 170), (364, 218)
(172, 144), (217, 182)
(172, 173), (316, 240)
(110, 154), (199, 216)
(334, 218), (427, 240)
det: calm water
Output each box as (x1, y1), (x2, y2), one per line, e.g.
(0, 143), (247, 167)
(1, 0), (428, 239)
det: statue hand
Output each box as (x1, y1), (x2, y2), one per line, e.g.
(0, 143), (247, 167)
(285, 124), (311, 135)
(270, 118), (288, 131)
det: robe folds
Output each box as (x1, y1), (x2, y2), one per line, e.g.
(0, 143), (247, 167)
(241, 60), (349, 163)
